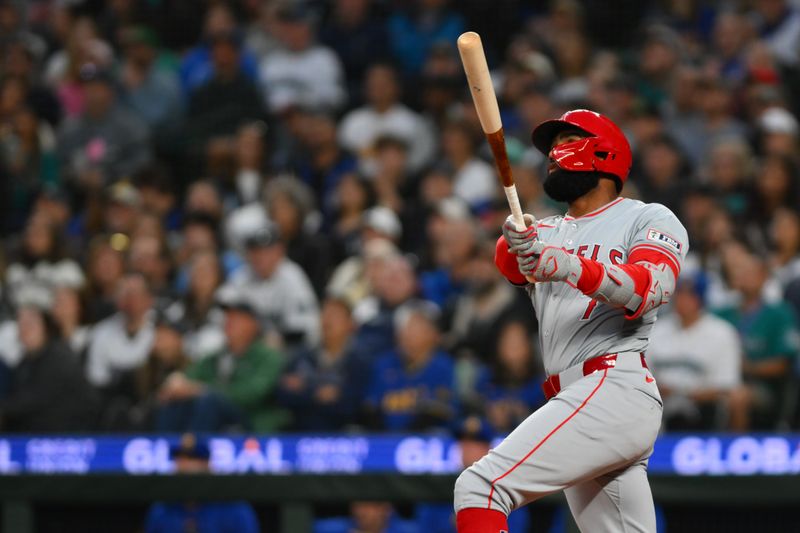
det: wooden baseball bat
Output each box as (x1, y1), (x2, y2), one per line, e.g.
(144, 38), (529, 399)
(457, 31), (533, 233)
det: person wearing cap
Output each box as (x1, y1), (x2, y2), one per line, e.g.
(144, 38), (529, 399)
(647, 274), (746, 430)
(0, 296), (98, 432)
(56, 62), (152, 189)
(363, 299), (456, 431)
(223, 222), (320, 350)
(156, 288), (288, 432)
(758, 106), (800, 156)
(145, 434), (259, 533)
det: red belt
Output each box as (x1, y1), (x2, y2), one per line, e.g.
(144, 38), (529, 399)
(542, 353), (649, 401)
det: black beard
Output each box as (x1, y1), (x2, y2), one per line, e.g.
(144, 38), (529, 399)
(543, 169), (601, 203)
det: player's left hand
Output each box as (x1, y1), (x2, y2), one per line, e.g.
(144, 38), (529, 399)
(518, 241), (583, 286)
(502, 214), (538, 256)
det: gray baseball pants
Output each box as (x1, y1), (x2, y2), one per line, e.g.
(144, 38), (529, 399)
(454, 352), (663, 532)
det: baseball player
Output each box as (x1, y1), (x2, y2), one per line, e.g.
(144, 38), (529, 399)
(454, 110), (688, 533)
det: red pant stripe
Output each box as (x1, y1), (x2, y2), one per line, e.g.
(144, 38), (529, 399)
(486, 369), (609, 509)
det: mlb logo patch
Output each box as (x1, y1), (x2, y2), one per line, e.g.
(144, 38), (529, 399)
(646, 229), (683, 253)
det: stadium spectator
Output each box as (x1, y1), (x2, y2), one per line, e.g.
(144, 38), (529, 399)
(84, 236), (127, 322)
(0, 299), (97, 432)
(371, 135), (427, 250)
(184, 29), (265, 178)
(339, 63), (435, 174)
(118, 25), (182, 140)
(132, 309), (190, 429)
(179, 2), (258, 95)
(51, 285), (92, 358)
(223, 222), (320, 350)
(1, 35), (59, 126)
(315, 501), (418, 533)
(636, 134), (690, 215)
(56, 62), (151, 188)
(711, 11), (751, 84)
(0, 77), (59, 232)
(232, 120), (270, 205)
(461, 321), (544, 438)
(128, 235), (173, 302)
(328, 172), (376, 258)
(133, 164), (181, 232)
(749, 155), (799, 238)
(5, 213), (84, 307)
(157, 289), (288, 432)
(444, 241), (531, 365)
(86, 272), (155, 427)
(387, 0), (465, 75)
(293, 109), (358, 220)
(440, 118), (497, 212)
(145, 434), (260, 533)
(649, 275), (747, 431)
(757, 106), (800, 157)
(716, 253), (800, 429)
(328, 206), (402, 306)
(364, 300), (456, 431)
(420, 202), (479, 306)
(770, 208), (800, 290)
(43, 16), (113, 118)
(278, 297), (370, 431)
(352, 251), (416, 358)
(264, 175), (333, 298)
(259, 3), (346, 114)
(751, 0), (800, 67)
(168, 249), (227, 361)
(320, 0), (391, 103)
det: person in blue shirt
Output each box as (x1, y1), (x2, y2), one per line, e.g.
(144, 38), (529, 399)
(315, 501), (419, 533)
(461, 320), (545, 438)
(387, 0), (465, 75)
(278, 297), (371, 431)
(179, 3), (258, 95)
(145, 434), (259, 533)
(364, 300), (456, 431)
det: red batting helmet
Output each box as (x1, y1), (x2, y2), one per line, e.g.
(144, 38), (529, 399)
(531, 109), (632, 183)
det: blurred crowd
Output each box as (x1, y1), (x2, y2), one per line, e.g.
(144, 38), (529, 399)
(2, 0), (800, 440)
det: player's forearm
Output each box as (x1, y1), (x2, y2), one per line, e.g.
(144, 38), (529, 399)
(494, 235), (528, 286)
(567, 247), (678, 319)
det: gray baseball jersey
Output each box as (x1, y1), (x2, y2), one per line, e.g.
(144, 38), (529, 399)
(454, 197), (688, 533)
(530, 197), (688, 375)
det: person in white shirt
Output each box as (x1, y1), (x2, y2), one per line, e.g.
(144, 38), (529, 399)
(339, 63), (436, 174)
(259, 4), (346, 113)
(648, 274), (746, 430)
(223, 222), (320, 350)
(440, 118), (498, 211)
(86, 273), (156, 390)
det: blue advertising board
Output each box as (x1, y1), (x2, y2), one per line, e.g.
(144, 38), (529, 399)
(0, 434), (798, 476)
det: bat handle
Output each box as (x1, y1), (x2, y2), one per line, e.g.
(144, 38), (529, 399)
(503, 185), (531, 231)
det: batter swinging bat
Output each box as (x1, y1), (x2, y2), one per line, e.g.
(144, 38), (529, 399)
(458, 31), (535, 282)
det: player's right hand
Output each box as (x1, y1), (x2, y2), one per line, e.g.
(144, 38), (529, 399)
(502, 214), (538, 257)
